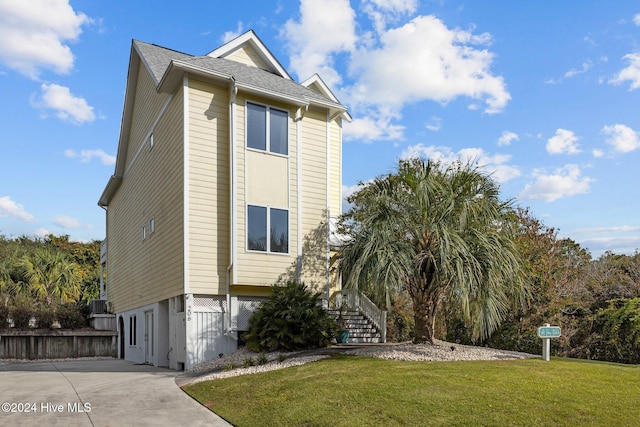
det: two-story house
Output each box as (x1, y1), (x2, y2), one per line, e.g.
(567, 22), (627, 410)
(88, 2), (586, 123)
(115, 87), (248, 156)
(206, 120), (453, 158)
(98, 31), (350, 370)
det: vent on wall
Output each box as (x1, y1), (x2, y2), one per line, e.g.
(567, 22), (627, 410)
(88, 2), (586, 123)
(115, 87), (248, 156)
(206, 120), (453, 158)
(90, 299), (108, 314)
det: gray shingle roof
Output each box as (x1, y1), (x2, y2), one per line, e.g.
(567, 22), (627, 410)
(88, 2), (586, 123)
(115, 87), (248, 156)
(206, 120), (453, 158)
(133, 40), (343, 108)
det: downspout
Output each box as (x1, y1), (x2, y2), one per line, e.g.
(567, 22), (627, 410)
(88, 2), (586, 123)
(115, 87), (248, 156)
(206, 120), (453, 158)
(225, 77), (238, 340)
(99, 205), (107, 300)
(325, 111), (331, 302)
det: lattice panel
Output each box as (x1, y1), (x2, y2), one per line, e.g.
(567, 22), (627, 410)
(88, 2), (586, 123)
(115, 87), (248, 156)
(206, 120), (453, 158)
(192, 295), (227, 310)
(237, 298), (266, 330)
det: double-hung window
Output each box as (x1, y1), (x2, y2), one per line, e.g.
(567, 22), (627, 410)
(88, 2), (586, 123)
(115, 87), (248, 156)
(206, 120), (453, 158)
(247, 102), (288, 155)
(247, 205), (289, 253)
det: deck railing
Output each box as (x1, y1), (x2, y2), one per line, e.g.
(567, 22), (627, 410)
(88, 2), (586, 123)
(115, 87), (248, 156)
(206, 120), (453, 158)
(334, 289), (386, 343)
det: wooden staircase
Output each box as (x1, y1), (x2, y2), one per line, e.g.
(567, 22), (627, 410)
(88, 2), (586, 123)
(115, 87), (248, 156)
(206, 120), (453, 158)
(328, 309), (383, 344)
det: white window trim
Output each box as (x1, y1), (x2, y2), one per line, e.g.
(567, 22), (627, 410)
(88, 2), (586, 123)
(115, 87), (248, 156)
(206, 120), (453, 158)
(142, 225), (146, 241)
(245, 101), (289, 157)
(246, 204), (290, 255)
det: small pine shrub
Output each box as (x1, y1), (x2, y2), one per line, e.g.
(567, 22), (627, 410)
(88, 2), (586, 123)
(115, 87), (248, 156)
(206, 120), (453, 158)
(224, 362), (235, 371)
(243, 357), (256, 368)
(257, 353), (268, 365)
(245, 281), (339, 352)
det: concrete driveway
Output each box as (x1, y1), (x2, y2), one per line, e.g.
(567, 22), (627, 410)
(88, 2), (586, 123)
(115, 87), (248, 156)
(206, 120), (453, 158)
(0, 359), (231, 427)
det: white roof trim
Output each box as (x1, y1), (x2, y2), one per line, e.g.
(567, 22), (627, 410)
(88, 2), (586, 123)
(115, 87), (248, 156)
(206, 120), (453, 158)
(302, 74), (352, 122)
(207, 30), (292, 81)
(302, 74), (339, 102)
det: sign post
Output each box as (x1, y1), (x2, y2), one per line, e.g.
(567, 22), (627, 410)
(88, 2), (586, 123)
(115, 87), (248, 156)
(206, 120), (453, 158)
(537, 323), (561, 361)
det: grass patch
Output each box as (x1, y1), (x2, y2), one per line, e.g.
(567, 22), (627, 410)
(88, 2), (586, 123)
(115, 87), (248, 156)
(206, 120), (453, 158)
(183, 356), (640, 426)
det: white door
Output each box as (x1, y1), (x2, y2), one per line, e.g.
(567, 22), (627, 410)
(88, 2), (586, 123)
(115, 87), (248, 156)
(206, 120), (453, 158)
(144, 311), (154, 364)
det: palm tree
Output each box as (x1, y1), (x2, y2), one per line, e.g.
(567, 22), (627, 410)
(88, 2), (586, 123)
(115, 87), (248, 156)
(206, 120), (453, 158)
(337, 158), (526, 344)
(19, 249), (81, 306)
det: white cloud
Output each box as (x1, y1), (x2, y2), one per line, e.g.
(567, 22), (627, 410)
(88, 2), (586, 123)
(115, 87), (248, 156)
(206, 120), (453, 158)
(579, 236), (640, 257)
(563, 61), (592, 79)
(53, 214), (82, 229)
(0, 196), (35, 222)
(222, 21), (244, 43)
(65, 148), (115, 165)
(602, 124), (640, 153)
(33, 228), (50, 238)
(519, 164), (594, 202)
(282, 4), (510, 143)
(342, 182), (369, 199)
(400, 144), (520, 183)
(498, 131), (519, 146)
(282, 0), (356, 87)
(363, 0), (418, 34)
(609, 53), (640, 90)
(33, 83), (95, 124)
(578, 225), (640, 234)
(0, 0), (91, 79)
(425, 116), (442, 132)
(368, 0), (417, 15)
(348, 15), (510, 114)
(343, 109), (405, 142)
(546, 129), (581, 155)
(634, 14), (640, 26)
(592, 149), (604, 158)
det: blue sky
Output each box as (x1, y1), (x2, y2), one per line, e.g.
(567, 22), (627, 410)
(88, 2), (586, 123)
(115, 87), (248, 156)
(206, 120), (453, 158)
(0, 1), (639, 258)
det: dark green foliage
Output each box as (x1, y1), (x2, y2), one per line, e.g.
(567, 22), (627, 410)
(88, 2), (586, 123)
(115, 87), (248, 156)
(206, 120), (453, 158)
(0, 301), (8, 328)
(56, 304), (88, 329)
(35, 305), (57, 329)
(10, 298), (34, 329)
(484, 318), (542, 355)
(574, 298), (640, 364)
(245, 282), (338, 352)
(0, 235), (97, 330)
(257, 353), (268, 365)
(386, 295), (415, 342)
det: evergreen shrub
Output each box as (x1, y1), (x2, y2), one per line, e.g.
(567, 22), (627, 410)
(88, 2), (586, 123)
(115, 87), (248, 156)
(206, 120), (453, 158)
(245, 281), (338, 352)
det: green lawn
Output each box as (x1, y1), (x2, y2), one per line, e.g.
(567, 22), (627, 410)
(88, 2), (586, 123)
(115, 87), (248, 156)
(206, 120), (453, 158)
(182, 355), (640, 426)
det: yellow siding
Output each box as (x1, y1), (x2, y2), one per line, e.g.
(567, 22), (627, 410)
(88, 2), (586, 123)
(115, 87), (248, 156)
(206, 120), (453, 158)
(329, 118), (342, 216)
(125, 66), (171, 170)
(107, 81), (185, 313)
(186, 78), (230, 295)
(234, 95), (300, 287)
(246, 151), (288, 207)
(299, 108), (329, 291)
(225, 46), (269, 70)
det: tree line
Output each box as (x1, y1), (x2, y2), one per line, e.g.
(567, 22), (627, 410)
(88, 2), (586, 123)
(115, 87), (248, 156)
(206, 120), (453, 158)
(0, 234), (100, 329)
(337, 158), (640, 364)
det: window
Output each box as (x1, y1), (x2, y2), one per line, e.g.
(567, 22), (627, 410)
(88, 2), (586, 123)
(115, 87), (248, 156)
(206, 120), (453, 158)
(142, 225), (146, 240)
(129, 315), (137, 346)
(148, 133), (154, 150)
(149, 217), (155, 234)
(247, 205), (289, 253)
(246, 102), (288, 155)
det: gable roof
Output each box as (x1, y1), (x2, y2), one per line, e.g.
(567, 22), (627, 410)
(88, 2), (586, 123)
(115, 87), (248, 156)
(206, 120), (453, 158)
(302, 74), (353, 122)
(99, 32), (349, 207)
(206, 30), (292, 80)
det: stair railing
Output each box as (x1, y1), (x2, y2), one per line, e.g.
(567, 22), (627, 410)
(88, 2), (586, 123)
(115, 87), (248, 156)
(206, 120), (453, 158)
(338, 289), (387, 343)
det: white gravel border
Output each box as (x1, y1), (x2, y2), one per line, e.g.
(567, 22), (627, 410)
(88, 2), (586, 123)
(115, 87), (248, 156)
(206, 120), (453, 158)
(183, 341), (536, 385)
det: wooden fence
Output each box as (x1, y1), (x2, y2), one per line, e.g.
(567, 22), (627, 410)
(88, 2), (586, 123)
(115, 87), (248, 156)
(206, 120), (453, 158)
(0, 330), (117, 360)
